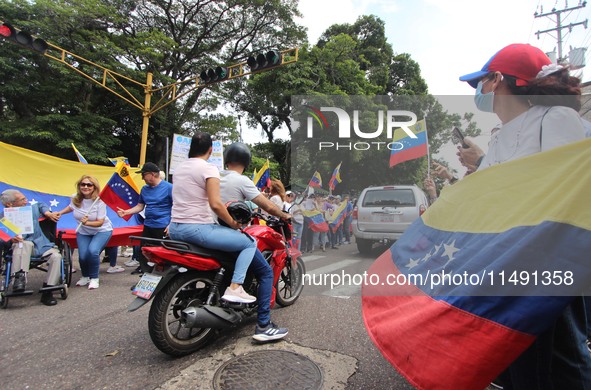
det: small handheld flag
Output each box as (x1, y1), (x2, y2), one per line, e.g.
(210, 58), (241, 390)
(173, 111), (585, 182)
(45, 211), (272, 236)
(71, 143), (88, 164)
(329, 162), (342, 191)
(0, 217), (21, 241)
(253, 159), (271, 189)
(309, 171), (322, 188)
(108, 156), (130, 166)
(99, 162), (140, 220)
(389, 119), (428, 168)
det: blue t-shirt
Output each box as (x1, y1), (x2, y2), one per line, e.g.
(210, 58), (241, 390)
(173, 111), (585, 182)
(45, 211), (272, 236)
(138, 180), (173, 228)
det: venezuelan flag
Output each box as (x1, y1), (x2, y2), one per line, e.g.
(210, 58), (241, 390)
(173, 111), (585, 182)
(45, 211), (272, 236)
(363, 138), (591, 389)
(327, 201), (347, 233)
(0, 217), (21, 241)
(389, 119), (428, 168)
(0, 141), (143, 230)
(329, 162), (342, 191)
(301, 209), (329, 232)
(252, 159), (270, 189)
(308, 171), (322, 188)
(71, 143), (88, 164)
(99, 161), (141, 220)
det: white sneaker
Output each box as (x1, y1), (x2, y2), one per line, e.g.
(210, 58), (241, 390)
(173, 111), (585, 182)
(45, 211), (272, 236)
(222, 286), (256, 303)
(88, 278), (99, 289)
(124, 259), (140, 267)
(122, 248), (133, 257)
(107, 265), (125, 273)
(76, 277), (90, 287)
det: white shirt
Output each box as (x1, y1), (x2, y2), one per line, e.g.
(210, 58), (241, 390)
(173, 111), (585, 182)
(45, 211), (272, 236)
(478, 105), (584, 170)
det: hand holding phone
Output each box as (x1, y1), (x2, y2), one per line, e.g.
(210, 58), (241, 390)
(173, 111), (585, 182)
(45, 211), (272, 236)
(452, 127), (468, 148)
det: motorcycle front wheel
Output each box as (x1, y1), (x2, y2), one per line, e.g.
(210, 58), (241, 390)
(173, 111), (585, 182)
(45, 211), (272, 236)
(148, 272), (217, 356)
(275, 257), (306, 306)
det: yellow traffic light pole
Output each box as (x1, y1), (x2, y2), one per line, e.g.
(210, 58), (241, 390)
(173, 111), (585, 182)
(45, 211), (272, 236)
(1, 22), (299, 165)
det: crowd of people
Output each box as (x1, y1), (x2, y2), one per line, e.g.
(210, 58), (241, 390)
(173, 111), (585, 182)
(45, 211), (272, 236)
(2, 40), (590, 385)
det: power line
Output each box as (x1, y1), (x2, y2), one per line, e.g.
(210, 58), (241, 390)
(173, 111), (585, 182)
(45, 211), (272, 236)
(534, 1), (588, 63)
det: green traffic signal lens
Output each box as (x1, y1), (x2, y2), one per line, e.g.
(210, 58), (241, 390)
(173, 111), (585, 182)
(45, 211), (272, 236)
(215, 66), (228, 79)
(266, 50), (280, 65)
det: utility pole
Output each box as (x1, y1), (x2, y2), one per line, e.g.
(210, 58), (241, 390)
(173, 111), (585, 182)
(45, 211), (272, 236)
(534, 1), (588, 64)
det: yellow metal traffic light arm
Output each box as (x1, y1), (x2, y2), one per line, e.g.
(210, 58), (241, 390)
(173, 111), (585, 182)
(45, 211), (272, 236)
(1, 21), (299, 165)
(44, 42), (147, 111)
(149, 48), (299, 114)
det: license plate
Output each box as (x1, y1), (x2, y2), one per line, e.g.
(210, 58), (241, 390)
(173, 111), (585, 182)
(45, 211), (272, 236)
(379, 215), (398, 222)
(132, 273), (162, 300)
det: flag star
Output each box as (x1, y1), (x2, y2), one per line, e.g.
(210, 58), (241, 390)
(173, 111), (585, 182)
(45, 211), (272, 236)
(442, 240), (460, 262)
(50, 199), (60, 207)
(29, 198), (38, 205)
(405, 258), (420, 269)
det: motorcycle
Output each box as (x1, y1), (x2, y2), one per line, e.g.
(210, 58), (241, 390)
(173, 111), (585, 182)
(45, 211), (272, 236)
(128, 212), (306, 357)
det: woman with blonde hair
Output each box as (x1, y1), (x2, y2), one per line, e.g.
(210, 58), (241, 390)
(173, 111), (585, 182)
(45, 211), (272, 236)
(56, 175), (113, 290)
(268, 179), (286, 211)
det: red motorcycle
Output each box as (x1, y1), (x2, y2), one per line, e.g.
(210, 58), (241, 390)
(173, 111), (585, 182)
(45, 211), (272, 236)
(128, 212), (305, 356)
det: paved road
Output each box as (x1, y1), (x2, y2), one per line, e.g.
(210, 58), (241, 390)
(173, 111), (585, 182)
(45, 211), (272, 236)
(0, 242), (496, 389)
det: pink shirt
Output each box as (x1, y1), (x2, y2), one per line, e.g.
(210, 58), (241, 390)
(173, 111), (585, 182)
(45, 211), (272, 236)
(171, 158), (219, 224)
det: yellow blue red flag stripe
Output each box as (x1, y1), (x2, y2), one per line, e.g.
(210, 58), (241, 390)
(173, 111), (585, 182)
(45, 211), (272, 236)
(363, 138), (591, 389)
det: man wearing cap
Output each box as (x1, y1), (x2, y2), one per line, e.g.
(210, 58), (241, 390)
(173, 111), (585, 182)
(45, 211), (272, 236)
(459, 43), (589, 388)
(117, 162), (173, 274)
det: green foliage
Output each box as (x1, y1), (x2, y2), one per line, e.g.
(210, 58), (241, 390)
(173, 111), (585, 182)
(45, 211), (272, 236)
(0, 1), (478, 196)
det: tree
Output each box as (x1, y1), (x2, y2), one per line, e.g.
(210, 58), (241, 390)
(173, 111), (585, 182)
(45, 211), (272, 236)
(0, 0), (305, 166)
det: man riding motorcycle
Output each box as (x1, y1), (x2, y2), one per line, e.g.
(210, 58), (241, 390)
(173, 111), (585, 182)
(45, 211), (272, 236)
(220, 141), (292, 341)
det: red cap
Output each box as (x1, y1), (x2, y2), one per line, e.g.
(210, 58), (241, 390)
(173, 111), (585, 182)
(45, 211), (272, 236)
(460, 44), (552, 88)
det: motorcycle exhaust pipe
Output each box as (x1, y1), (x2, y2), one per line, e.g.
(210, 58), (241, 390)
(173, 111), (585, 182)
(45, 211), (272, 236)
(181, 305), (245, 329)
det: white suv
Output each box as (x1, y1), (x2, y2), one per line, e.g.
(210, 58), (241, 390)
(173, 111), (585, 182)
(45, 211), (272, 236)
(352, 185), (428, 254)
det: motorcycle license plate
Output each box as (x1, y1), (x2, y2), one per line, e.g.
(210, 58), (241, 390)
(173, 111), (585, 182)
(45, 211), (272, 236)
(132, 273), (162, 300)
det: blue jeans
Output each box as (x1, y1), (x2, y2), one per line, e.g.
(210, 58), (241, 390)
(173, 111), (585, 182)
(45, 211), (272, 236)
(77, 231), (112, 279)
(169, 222), (273, 326)
(292, 221), (303, 250)
(499, 297), (591, 389)
(105, 246), (118, 267)
(168, 223), (254, 285)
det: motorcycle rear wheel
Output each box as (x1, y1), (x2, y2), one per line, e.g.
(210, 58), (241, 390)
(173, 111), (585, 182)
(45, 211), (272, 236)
(148, 272), (217, 356)
(275, 257), (305, 306)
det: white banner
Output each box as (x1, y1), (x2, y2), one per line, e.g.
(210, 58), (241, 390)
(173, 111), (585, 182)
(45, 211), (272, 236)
(169, 134), (223, 174)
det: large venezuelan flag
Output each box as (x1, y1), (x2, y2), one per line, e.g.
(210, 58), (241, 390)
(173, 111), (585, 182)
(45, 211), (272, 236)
(389, 119), (428, 168)
(363, 138), (591, 389)
(0, 141), (143, 231)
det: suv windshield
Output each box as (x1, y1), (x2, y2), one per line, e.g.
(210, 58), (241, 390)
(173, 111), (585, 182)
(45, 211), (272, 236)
(361, 189), (416, 207)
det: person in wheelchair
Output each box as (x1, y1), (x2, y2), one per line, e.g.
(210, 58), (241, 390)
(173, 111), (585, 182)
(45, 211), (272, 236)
(1, 189), (62, 306)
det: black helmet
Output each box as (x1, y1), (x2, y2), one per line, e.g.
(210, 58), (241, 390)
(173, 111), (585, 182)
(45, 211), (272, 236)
(226, 200), (253, 224)
(224, 142), (251, 171)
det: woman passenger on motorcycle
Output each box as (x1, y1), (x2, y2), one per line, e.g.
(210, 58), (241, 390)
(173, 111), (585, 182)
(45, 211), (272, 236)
(168, 132), (258, 304)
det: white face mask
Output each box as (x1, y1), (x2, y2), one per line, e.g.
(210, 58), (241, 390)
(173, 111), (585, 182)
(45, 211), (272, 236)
(474, 79), (495, 113)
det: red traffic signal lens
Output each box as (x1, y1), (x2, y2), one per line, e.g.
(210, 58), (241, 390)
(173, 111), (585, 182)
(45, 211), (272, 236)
(0, 23), (14, 38)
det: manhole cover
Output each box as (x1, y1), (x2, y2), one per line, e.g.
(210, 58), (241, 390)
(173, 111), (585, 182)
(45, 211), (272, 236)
(213, 350), (323, 390)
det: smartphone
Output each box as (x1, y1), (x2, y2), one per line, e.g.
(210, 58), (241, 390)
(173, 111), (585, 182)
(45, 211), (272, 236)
(452, 127), (468, 148)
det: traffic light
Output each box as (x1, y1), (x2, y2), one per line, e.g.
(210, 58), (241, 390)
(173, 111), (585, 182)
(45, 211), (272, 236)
(246, 50), (281, 71)
(199, 66), (229, 85)
(0, 22), (48, 54)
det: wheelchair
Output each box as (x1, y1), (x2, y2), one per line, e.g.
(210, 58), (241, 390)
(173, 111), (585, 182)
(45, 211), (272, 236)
(0, 217), (73, 308)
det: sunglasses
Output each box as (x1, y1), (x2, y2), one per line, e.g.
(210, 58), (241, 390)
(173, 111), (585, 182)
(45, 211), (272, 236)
(79, 182), (94, 188)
